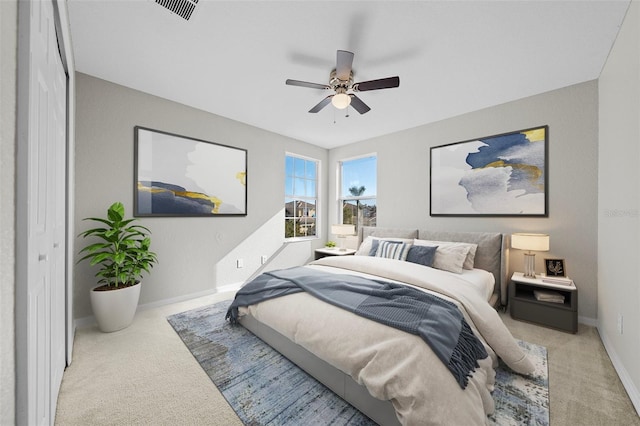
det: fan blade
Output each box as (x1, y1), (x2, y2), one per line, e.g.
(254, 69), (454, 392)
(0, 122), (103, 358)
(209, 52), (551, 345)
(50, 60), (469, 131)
(349, 95), (371, 114)
(309, 96), (333, 113)
(336, 50), (354, 81)
(353, 76), (400, 92)
(286, 79), (330, 90)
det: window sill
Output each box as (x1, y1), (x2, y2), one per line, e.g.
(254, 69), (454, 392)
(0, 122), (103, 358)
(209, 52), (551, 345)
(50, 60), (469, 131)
(285, 236), (319, 243)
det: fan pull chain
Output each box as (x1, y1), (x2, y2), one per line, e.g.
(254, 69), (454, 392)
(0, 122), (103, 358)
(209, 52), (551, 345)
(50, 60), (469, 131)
(333, 105), (350, 124)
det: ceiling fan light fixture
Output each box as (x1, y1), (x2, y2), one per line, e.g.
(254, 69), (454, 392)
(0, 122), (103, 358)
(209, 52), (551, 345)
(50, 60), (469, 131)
(286, 50), (398, 114)
(332, 92), (351, 109)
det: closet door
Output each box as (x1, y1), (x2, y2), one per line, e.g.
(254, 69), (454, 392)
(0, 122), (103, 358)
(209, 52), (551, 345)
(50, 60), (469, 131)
(20, 0), (67, 424)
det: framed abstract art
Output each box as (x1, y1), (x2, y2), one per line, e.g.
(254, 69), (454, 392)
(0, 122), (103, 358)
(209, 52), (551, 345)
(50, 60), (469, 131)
(430, 125), (548, 217)
(134, 126), (247, 217)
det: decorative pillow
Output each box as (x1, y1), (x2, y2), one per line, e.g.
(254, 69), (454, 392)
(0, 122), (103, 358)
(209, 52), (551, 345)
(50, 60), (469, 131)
(355, 236), (414, 256)
(369, 238), (410, 256)
(355, 236), (375, 256)
(414, 239), (470, 274)
(414, 239), (478, 270)
(374, 240), (412, 261)
(406, 245), (438, 267)
(463, 244), (478, 269)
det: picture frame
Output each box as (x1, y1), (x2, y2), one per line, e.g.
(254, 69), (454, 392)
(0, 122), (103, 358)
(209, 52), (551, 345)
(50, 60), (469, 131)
(430, 125), (548, 216)
(544, 258), (566, 277)
(134, 126), (247, 217)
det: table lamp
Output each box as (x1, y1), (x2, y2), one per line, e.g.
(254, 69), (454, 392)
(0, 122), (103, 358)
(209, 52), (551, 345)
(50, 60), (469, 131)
(511, 233), (550, 278)
(331, 224), (355, 251)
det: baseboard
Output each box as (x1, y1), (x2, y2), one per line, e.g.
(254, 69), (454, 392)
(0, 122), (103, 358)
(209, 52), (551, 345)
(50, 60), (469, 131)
(598, 326), (640, 416)
(73, 283), (243, 330)
(216, 282), (243, 293)
(578, 315), (597, 327)
(74, 314), (96, 329)
(136, 287), (219, 312)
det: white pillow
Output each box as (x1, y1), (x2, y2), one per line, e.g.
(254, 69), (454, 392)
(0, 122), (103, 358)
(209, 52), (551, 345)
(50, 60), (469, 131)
(413, 239), (472, 274)
(374, 240), (412, 261)
(414, 239), (478, 270)
(355, 236), (414, 256)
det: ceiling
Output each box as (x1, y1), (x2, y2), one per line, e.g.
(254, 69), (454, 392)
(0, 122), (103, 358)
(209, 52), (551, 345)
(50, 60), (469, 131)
(67, 1), (630, 149)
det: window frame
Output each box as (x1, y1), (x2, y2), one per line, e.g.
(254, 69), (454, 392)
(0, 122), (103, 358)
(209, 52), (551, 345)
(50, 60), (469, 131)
(285, 153), (320, 240)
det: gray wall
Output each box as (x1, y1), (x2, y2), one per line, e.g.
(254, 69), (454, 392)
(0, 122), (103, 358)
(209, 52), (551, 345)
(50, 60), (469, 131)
(74, 73), (327, 319)
(328, 81), (599, 322)
(598, 0), (640, 410)
(0, 1), (17, 423)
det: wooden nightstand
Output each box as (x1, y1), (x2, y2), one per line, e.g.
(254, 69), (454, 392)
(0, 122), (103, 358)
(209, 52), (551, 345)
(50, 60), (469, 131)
(314, 248), (356, 260)
(509, 272), (578, 333)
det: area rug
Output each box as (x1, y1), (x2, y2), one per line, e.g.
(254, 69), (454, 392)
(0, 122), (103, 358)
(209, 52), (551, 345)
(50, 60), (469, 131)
(167, 301), (549, 425)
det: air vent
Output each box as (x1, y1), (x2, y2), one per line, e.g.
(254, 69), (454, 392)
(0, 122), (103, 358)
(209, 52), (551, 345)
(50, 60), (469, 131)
(155, 0), (198, 21)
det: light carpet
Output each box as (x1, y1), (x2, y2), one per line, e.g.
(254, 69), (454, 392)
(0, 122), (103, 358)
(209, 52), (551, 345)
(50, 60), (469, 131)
(168, 301), (549, 425)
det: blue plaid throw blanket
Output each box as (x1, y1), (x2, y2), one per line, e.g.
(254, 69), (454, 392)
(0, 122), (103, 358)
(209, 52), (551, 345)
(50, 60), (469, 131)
(226, 267), (487, 389)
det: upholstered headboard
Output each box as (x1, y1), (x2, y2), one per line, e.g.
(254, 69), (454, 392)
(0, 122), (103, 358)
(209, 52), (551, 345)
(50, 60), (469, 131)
(359, 227), (419, 242)
(358, 227), (509, 307)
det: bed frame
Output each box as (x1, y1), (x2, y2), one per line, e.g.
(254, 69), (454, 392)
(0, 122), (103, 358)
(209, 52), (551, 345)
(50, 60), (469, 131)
(238, 228), (508, 425)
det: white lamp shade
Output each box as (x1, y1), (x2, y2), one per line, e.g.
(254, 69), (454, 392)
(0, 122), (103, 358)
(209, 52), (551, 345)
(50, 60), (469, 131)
(511, 233), (550, 251)
(331, 93), (351, 109)
(331, 224), (355, 236)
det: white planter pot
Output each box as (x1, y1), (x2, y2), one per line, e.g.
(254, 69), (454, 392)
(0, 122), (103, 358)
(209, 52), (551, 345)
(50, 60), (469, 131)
(90, 282), (141, 332)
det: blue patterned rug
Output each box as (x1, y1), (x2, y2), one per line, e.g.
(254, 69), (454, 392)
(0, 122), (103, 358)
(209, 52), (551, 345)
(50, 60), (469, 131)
(167, 301), (549, 425)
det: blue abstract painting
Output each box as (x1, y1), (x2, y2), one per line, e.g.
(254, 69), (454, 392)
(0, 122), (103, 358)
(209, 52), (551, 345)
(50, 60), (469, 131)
(430, 126), (547, 216)
(134, 127), (247, 216)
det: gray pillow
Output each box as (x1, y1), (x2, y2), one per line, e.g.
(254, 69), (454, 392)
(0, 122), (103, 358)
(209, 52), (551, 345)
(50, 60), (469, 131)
(406, 245), (438, 267)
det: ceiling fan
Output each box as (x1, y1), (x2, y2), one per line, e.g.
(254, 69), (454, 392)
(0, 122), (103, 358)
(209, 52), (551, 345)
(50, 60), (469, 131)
(285, 50), (400, 115)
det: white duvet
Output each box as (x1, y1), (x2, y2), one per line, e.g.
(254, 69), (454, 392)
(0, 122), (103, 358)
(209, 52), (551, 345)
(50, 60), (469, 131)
(238, 256), (534, 426)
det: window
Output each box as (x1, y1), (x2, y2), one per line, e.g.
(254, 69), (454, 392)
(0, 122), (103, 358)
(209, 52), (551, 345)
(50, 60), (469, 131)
(285, 154), (319, 239)
(339, 155), (377, 231)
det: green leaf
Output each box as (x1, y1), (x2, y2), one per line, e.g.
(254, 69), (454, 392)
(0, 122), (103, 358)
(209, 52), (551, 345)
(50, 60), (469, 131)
(82, 217), (113, 225)
(119, 218), (137, 228)
(127, 224), (152, 234)
(108, 202), (125, 222)
(113, 252), (126, 265)
(78, 227), (110, 238)
(104, 229), (119, 240)
(78, 242), (112, 254)
(89, 252), (114, 266)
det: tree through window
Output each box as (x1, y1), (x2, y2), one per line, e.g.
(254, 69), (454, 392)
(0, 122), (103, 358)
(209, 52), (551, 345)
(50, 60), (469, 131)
(339, 155), (376, 231)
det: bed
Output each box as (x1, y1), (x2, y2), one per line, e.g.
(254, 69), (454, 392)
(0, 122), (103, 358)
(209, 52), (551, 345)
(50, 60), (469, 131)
(231, 228), (533, 425)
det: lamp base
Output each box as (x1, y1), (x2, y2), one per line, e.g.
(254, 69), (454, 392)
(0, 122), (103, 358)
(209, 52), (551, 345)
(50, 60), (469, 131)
(523, 253), (536, 278)
(338, 236), (346, 251)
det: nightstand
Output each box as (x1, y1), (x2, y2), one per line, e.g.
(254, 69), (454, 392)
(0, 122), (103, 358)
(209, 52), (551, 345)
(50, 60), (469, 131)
(314, 248), (356, 260)
(509, 272), (578, 333)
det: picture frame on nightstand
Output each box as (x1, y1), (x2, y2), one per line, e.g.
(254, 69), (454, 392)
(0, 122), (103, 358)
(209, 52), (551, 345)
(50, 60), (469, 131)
(544, 258), (566, 277)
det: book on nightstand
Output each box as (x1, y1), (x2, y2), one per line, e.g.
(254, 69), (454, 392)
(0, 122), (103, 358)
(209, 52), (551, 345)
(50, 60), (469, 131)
(533, 289), (565, 304)
(540, 275), (573, 286)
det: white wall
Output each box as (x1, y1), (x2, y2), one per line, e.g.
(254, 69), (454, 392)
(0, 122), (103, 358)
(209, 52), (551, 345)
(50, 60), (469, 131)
(329, 81), (599, 322)
(74, 73), (327, 319)
(598, 0), (640, 412)
(0, 1), (17, 423)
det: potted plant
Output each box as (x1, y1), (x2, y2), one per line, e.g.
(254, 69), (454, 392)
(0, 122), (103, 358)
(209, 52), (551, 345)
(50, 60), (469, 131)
(77, 202), (158, 332)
